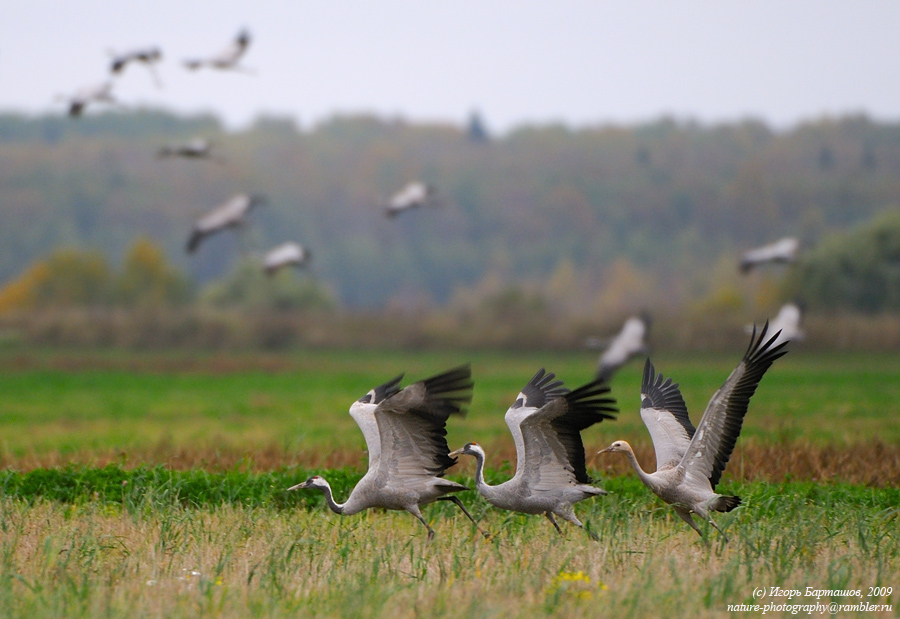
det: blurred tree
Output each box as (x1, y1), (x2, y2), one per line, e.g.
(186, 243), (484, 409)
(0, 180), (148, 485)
(116, 237), (191, 307)
(786, 210), (900, 312)
(0, 248), (112, 311)
(200, 258), (336, 311)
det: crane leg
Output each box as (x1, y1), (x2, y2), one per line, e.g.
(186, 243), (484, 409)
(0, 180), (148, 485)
(438, 496), (493, 540)
(674, 507), (704, 537)
(708, 517), (730, 543)
(556, 510), (600, 541)
(407, 506), (436, 541)
(544, 512), (563, 534)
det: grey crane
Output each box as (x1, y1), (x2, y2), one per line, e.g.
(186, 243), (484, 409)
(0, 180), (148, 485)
(589, 314), (651, 381)
(450, 370), (617, 539)
(263, 242), (311, 276)
(184, 29), (252, 72)
(186, 193), (266, 254)
(59, 82), (116, 117)
(289, 365), (489, 540)
(110, 46), (162, 86)
(599, 323), (787, 541)
(739, 237), (799, 273)
(746, 303), (804, 347)
(157, 138), (221, 162)
(382, 181), (441, 218)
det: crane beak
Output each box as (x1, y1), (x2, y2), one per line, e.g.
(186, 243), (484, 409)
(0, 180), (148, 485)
(287, 481), (309, 491)
(597, 446), (613, 455)
(448, 448), (464, 458)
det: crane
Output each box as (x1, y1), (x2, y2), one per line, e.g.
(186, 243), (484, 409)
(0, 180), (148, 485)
(450, 370), (617, 539)
(382, 181), (441, 218)
(739, 237), (800, 273)
(263, 242), (311, 276)
(599, 323), (787, 541)
(747, 303), (804, 346)
(589, 314), (651, 381)
(59, 82), (116, 117)
(185, 193), (266, 254)
(109, 46), (162, 86)
(289, 365), (489, 540)
(157, 138), (221, 162)
(183, 29), (253, 72)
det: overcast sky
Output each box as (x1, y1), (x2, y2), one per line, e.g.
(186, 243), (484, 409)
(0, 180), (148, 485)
(2, 1), (899, 133)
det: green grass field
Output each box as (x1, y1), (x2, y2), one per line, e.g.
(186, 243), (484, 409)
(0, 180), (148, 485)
(0, 346), (898, 617)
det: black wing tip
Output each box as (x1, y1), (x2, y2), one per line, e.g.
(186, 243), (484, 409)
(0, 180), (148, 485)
(372, 373), (405, 403)
(746, 320), (790, 365)
(563, 376), (619, 422)
(420, 363), (474, 415)
(520, 367), (569, 409)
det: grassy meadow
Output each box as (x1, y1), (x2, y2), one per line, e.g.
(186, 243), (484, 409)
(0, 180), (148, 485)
(0, 346), (898, 617)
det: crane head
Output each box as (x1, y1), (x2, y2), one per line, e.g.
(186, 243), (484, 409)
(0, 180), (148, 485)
(287, 475), (329, 491)
(449, 442), (484, 459)
(598, 440), (631, 455)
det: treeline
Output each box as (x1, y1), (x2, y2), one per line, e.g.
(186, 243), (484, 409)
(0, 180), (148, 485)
(1, 109), (900, 320)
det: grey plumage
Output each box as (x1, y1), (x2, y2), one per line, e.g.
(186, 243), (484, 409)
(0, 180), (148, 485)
(184, 29), (252, 72)
(593, 314), (650, 381)
(289, 365), (489, 540)
(186, 193), (266, 254)
(451, 370), (617, 539)
(739, 237), (799, 273)
(599, 323), (788, 541)
(262, 242), (311, 276)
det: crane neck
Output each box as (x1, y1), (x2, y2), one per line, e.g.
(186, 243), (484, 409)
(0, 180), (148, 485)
(470, 450), (498, 500)
(622, 445), (656, 489)
(317, 481), (345, 515)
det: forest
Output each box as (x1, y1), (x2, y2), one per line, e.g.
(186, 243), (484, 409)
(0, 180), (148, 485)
(1, 110), (899, 348)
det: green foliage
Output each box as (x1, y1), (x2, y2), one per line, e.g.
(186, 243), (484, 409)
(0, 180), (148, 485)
(0, 465), (364, 509)
(115, 237), (191, 307)
(0, 239), (190, 312)
(3, 111), (900, 310)
(787, 210), (900, 312)
(199, 257), (336, 310)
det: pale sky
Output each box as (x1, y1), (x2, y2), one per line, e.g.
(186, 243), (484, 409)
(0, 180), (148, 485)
(2, 1), (899, 133)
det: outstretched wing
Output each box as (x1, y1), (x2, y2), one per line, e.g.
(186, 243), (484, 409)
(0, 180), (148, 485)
(516, 375), (618, 490)
(682, 322), (788, 489)
(639, 358), (694, 471)
(348, 373), (404, 471)
(504, 368), (568, 478)
(374, 364), (473, 481)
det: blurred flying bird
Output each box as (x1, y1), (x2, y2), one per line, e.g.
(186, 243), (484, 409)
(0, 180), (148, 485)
(186, 193), (266, 254)
(183, 29), (253, 72)
(450, 370), (617, 539)
(58, 82), (116, 117)
(263, 242), (311, 276)
(739, 237), (800, 273)
(289, 365), (489, 540)
(109, 46), (162, 86)
(746, 303), (804, 346)
(599, 323), (787, 541)
(382, 181), (442, 218)
(157, 138), (221, 162)
(588, 314), (651, 381)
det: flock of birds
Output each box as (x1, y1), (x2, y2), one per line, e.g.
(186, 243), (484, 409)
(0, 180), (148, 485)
(287, 237), (802, 542)
(55, 28), (809, 543)
(59, 28), (450, 278)
(290, 323), (788, 542)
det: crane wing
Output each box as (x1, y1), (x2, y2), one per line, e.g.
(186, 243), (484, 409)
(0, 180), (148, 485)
(597, 316), (648, 380)
(516, 375), (617, 490)
(681, 323), (788, 489)
(374, 365), (473, 481)
(503, 369), (568, 479)
(348, 374), (404, 471)
(639, 358), (694, 471)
